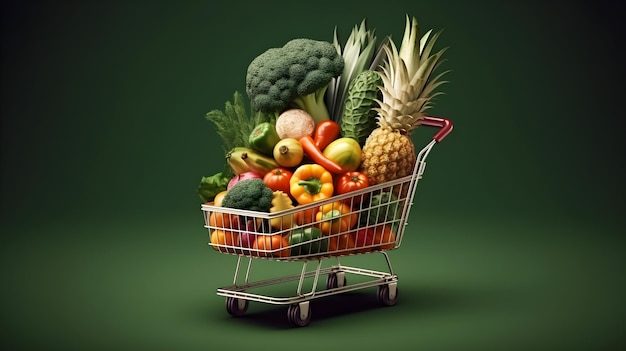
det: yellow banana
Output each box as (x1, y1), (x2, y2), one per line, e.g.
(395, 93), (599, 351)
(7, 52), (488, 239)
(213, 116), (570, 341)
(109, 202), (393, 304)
(226, 148), (251, 174)
(227, 147), (278, 176)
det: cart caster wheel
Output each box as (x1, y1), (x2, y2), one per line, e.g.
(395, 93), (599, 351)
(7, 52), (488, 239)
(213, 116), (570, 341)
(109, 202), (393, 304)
(226, 297), (248, 317)
(377, 283), (398, 306)
(287, 302), (311, 327)
(326, 272), (346, 289)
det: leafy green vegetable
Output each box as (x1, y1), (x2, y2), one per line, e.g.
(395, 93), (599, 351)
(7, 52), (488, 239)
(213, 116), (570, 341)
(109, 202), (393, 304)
(340, 69), (383, 146)
(205, 91), (276, 154)
(201, 93), (275, 204)
(197, 171), (230, 203)
(326, 19), (389, 123)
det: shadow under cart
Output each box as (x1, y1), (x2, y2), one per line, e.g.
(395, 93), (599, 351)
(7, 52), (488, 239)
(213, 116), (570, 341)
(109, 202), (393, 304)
(219, 251), (400, 327)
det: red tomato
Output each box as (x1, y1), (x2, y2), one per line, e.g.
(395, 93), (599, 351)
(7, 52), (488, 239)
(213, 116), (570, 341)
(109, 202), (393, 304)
(353, 227), (376, 253)
(252, 234), (290, 258)
(335, 171), (369, 207)
(294, 206), (319, 226)
(328, 233), (356, 255)
(263, 168), (293, 194)
(373, 225), (396, 250)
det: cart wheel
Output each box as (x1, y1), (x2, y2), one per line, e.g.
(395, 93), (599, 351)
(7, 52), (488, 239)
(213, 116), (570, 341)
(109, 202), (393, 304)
(377, 283), (398, 306)
(287, 302), (311, 327)
(225, 297), (248, 317)
(326, 272), (346, 289)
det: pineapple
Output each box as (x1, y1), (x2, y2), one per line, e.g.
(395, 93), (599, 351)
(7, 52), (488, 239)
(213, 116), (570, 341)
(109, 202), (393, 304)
(361, 15), (449, 186)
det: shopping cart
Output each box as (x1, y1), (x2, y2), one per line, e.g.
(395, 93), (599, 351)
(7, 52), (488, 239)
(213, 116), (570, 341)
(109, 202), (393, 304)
(201, 116), (452, 326)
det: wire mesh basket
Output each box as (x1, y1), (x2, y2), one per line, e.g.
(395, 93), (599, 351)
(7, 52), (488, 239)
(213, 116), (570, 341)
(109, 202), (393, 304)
(200, 116), (452, 326)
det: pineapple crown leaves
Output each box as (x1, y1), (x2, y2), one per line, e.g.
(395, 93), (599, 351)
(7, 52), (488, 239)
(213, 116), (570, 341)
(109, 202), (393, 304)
(399, 15), (422, 77)
(326, 18), (389, 123)
(373, 15), (450, 133)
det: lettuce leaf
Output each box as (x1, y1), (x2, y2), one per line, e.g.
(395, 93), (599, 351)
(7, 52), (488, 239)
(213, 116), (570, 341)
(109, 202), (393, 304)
(197, 171), (230, 203)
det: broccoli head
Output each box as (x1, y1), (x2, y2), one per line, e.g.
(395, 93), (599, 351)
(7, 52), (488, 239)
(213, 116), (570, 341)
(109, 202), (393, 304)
(245, 38), (344, 124)
(221, 178), (274, 212)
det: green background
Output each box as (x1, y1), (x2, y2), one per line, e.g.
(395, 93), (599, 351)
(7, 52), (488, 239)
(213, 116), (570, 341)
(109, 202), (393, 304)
(1, 0), (624, 350)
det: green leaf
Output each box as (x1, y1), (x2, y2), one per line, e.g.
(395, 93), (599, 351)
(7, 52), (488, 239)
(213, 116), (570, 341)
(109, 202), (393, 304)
(197, 171), (230, 203)
(205, 91), (262, 153)
(326, 18), (380, 123)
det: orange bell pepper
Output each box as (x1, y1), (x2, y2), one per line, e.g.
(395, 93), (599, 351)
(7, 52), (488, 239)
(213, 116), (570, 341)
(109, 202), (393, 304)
(315, 201), (358, 235)
(289, 164), (334, 204)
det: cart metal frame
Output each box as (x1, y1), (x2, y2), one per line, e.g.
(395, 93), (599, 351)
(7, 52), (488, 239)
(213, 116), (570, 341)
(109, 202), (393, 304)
(201, 116), (452, 326)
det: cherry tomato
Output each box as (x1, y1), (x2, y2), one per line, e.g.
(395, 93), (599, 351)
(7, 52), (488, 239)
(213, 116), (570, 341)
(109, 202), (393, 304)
(335, 171), (369, 206)
(263, 168), (293, 194)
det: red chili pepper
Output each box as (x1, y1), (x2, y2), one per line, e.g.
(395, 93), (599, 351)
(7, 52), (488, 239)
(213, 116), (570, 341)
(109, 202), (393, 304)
(298, 135), (345, 174)
(313, 120), (340, 151)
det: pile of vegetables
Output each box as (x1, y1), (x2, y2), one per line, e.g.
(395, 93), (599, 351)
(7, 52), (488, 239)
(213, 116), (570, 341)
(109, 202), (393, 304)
(199, 19), (412, 258)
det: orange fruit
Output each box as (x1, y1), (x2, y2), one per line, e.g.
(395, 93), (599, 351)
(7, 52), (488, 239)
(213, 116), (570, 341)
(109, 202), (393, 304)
(210, 229), (239, 253)
(209, 212), (239, 230)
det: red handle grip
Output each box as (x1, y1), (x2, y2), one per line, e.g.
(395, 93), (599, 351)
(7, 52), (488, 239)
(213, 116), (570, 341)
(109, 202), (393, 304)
(420, 116), (453, 142)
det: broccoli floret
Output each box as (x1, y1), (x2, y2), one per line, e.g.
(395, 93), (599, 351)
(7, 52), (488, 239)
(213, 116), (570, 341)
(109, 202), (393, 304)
(221, 178), (274, 212)
(245, 38), (344, 124)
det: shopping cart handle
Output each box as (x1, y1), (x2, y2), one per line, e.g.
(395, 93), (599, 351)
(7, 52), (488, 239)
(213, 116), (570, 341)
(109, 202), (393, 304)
(420, 116), (453, 142)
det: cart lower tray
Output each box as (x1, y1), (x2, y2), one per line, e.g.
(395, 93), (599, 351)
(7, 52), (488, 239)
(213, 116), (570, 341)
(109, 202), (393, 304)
(218, 253), (398, 326)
